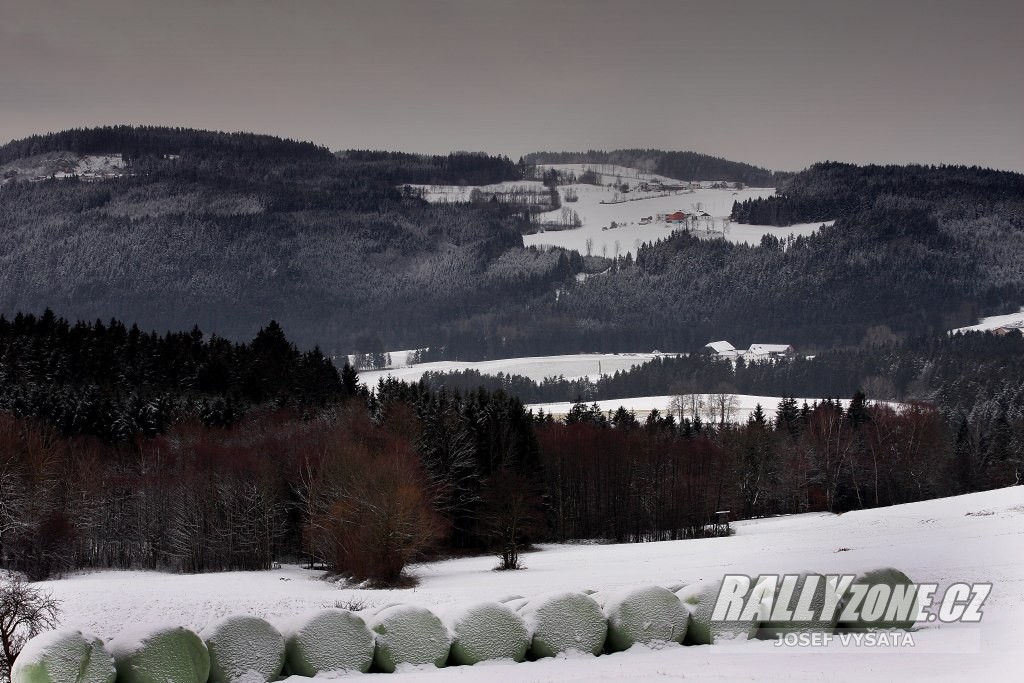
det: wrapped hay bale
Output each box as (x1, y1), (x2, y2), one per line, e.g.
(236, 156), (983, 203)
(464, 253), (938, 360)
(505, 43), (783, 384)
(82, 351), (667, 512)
(109, 625), (209, 683)
(200, 615), (285, 683)
(368, 605), (450, 672)
(756, 572), (843, 639)
(282, 609), (374, 676)
(444, 602), (529, 665)
(836, 567), (918, 632)
(517, 591), (606, 658)
(602, 585), (688, 652)
(12, 629), (115, 683)
(676, 579), (760, 645)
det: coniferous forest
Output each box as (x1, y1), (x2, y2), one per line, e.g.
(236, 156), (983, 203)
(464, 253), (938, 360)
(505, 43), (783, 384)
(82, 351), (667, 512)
(1, 126), (1023, 585)
(0, 311), (1020, 584)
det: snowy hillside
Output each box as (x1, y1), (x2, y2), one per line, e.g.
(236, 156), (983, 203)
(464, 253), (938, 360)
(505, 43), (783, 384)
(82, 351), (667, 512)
(356, 352), (676, 385)
(405, 165), (831, 257)
(0, 151), (127, 182)
(950, 308), (1024, 334)
(527, 394), (872, 422)
(42, 486), (1024, 682)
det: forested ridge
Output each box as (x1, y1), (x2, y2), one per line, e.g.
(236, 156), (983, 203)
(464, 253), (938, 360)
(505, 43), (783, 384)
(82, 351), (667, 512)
(731, 161), (1024, 226)
(5, 127), (1023, 359)
(0, 311), (351, 440)
(523, 148), (781, 187)
(425, 164), (1024, 358)
(0, 126), (581, 357)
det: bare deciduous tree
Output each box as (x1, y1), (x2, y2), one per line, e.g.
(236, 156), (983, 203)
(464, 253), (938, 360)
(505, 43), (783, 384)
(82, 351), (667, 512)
(0, 572), (61, 682)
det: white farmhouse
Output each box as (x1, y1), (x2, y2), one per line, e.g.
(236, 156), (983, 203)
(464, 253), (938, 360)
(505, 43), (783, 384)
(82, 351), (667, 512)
(745, 343), (795, 362)
(703, 340), (741, 360)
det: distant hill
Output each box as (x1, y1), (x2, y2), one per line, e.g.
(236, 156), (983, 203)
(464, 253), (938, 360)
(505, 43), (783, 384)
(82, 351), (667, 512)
(731, 161), (1024, 226)
(0, 126), (580, 354)
(335, 149), (520, 186)
(523, 149), (782, 187)
(4, 127), (1024, 360)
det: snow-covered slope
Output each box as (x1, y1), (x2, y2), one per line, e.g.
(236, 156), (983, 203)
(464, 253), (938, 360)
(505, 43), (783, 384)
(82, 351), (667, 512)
(405, 165), (830, 258)
(42, 487), (1023, 682)
(357, 352), (675, 386)
(951, 308), (1024, 334)
(527, 394), (864, 422)
(1, 152), (127, 181)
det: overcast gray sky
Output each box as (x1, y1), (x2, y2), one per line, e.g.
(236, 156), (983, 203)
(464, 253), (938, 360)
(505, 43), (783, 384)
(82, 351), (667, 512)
(2, 0), (1022, 171)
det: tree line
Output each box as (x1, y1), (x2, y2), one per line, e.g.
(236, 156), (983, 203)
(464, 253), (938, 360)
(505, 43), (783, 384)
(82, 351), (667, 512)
(523, 149), (781, 187)
(0, 315), (1019, 585)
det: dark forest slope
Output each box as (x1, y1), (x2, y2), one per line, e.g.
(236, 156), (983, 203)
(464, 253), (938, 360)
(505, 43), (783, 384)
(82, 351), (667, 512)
(4, 129), (1024, 359)
(0, 127), (577, 354)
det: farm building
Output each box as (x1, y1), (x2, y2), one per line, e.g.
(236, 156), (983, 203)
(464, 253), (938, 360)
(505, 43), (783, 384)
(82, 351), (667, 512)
(745, 343), (795, 362)
(704, 340), (736, 354)
(702, 340), (741, 360)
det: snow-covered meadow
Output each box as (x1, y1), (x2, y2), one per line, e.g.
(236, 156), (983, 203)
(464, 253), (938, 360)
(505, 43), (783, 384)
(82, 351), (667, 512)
(406, 163), (831, 258)
(526, 394), (866, 423)
(41, 486), (1024, 682)
(355, 352), (676, 386)
(0, 152), (127, 181)
(950, 308), (1024, 334)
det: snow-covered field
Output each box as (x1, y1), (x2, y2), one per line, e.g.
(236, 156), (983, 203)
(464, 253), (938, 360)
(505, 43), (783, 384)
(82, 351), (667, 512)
(0, 152), (127, 181)
(950, 308), (1024, 334)
(357, 352), (677, 386)
(43, 486), (1024, 681)
(523, 184), (810, 257)
(527, 394), (865, 422)
(406, 164), (830, 258)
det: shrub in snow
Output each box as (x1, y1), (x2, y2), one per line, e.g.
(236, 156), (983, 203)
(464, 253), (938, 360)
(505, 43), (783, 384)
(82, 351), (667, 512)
(756, 572), (843, 639)
(109, 625), (208, 683)
(517, 591), (607, 658)
(12, 629), (115, 683)
(601, 585), (688, 652)
(444, 602), (529, 665)
(368, 605), (450, 672)
(836, 567), (917, 631)
(676, 579), (759, 645)
(200, 615), (285, 683)
(281, 609), (374, 676)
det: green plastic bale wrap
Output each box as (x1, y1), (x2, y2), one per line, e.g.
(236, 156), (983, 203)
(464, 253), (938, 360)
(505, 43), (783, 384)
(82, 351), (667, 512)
(444, 602), (529, 665)
(602, 585), (688, 652)
(200, 615), (285, 683)
(676, 579), (760, 645)
(12, 629), (116, 683)
(837, 567), (918, 632)
(368, 605), (451, 672)
(282, 609), (374, 676)
(756, 572), (843, 639)
(109, 625), (209, 683)
(517, 591), (607, 658)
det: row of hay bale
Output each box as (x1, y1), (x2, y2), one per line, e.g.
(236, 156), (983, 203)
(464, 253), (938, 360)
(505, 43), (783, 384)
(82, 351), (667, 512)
(13, 568), (915, 683)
